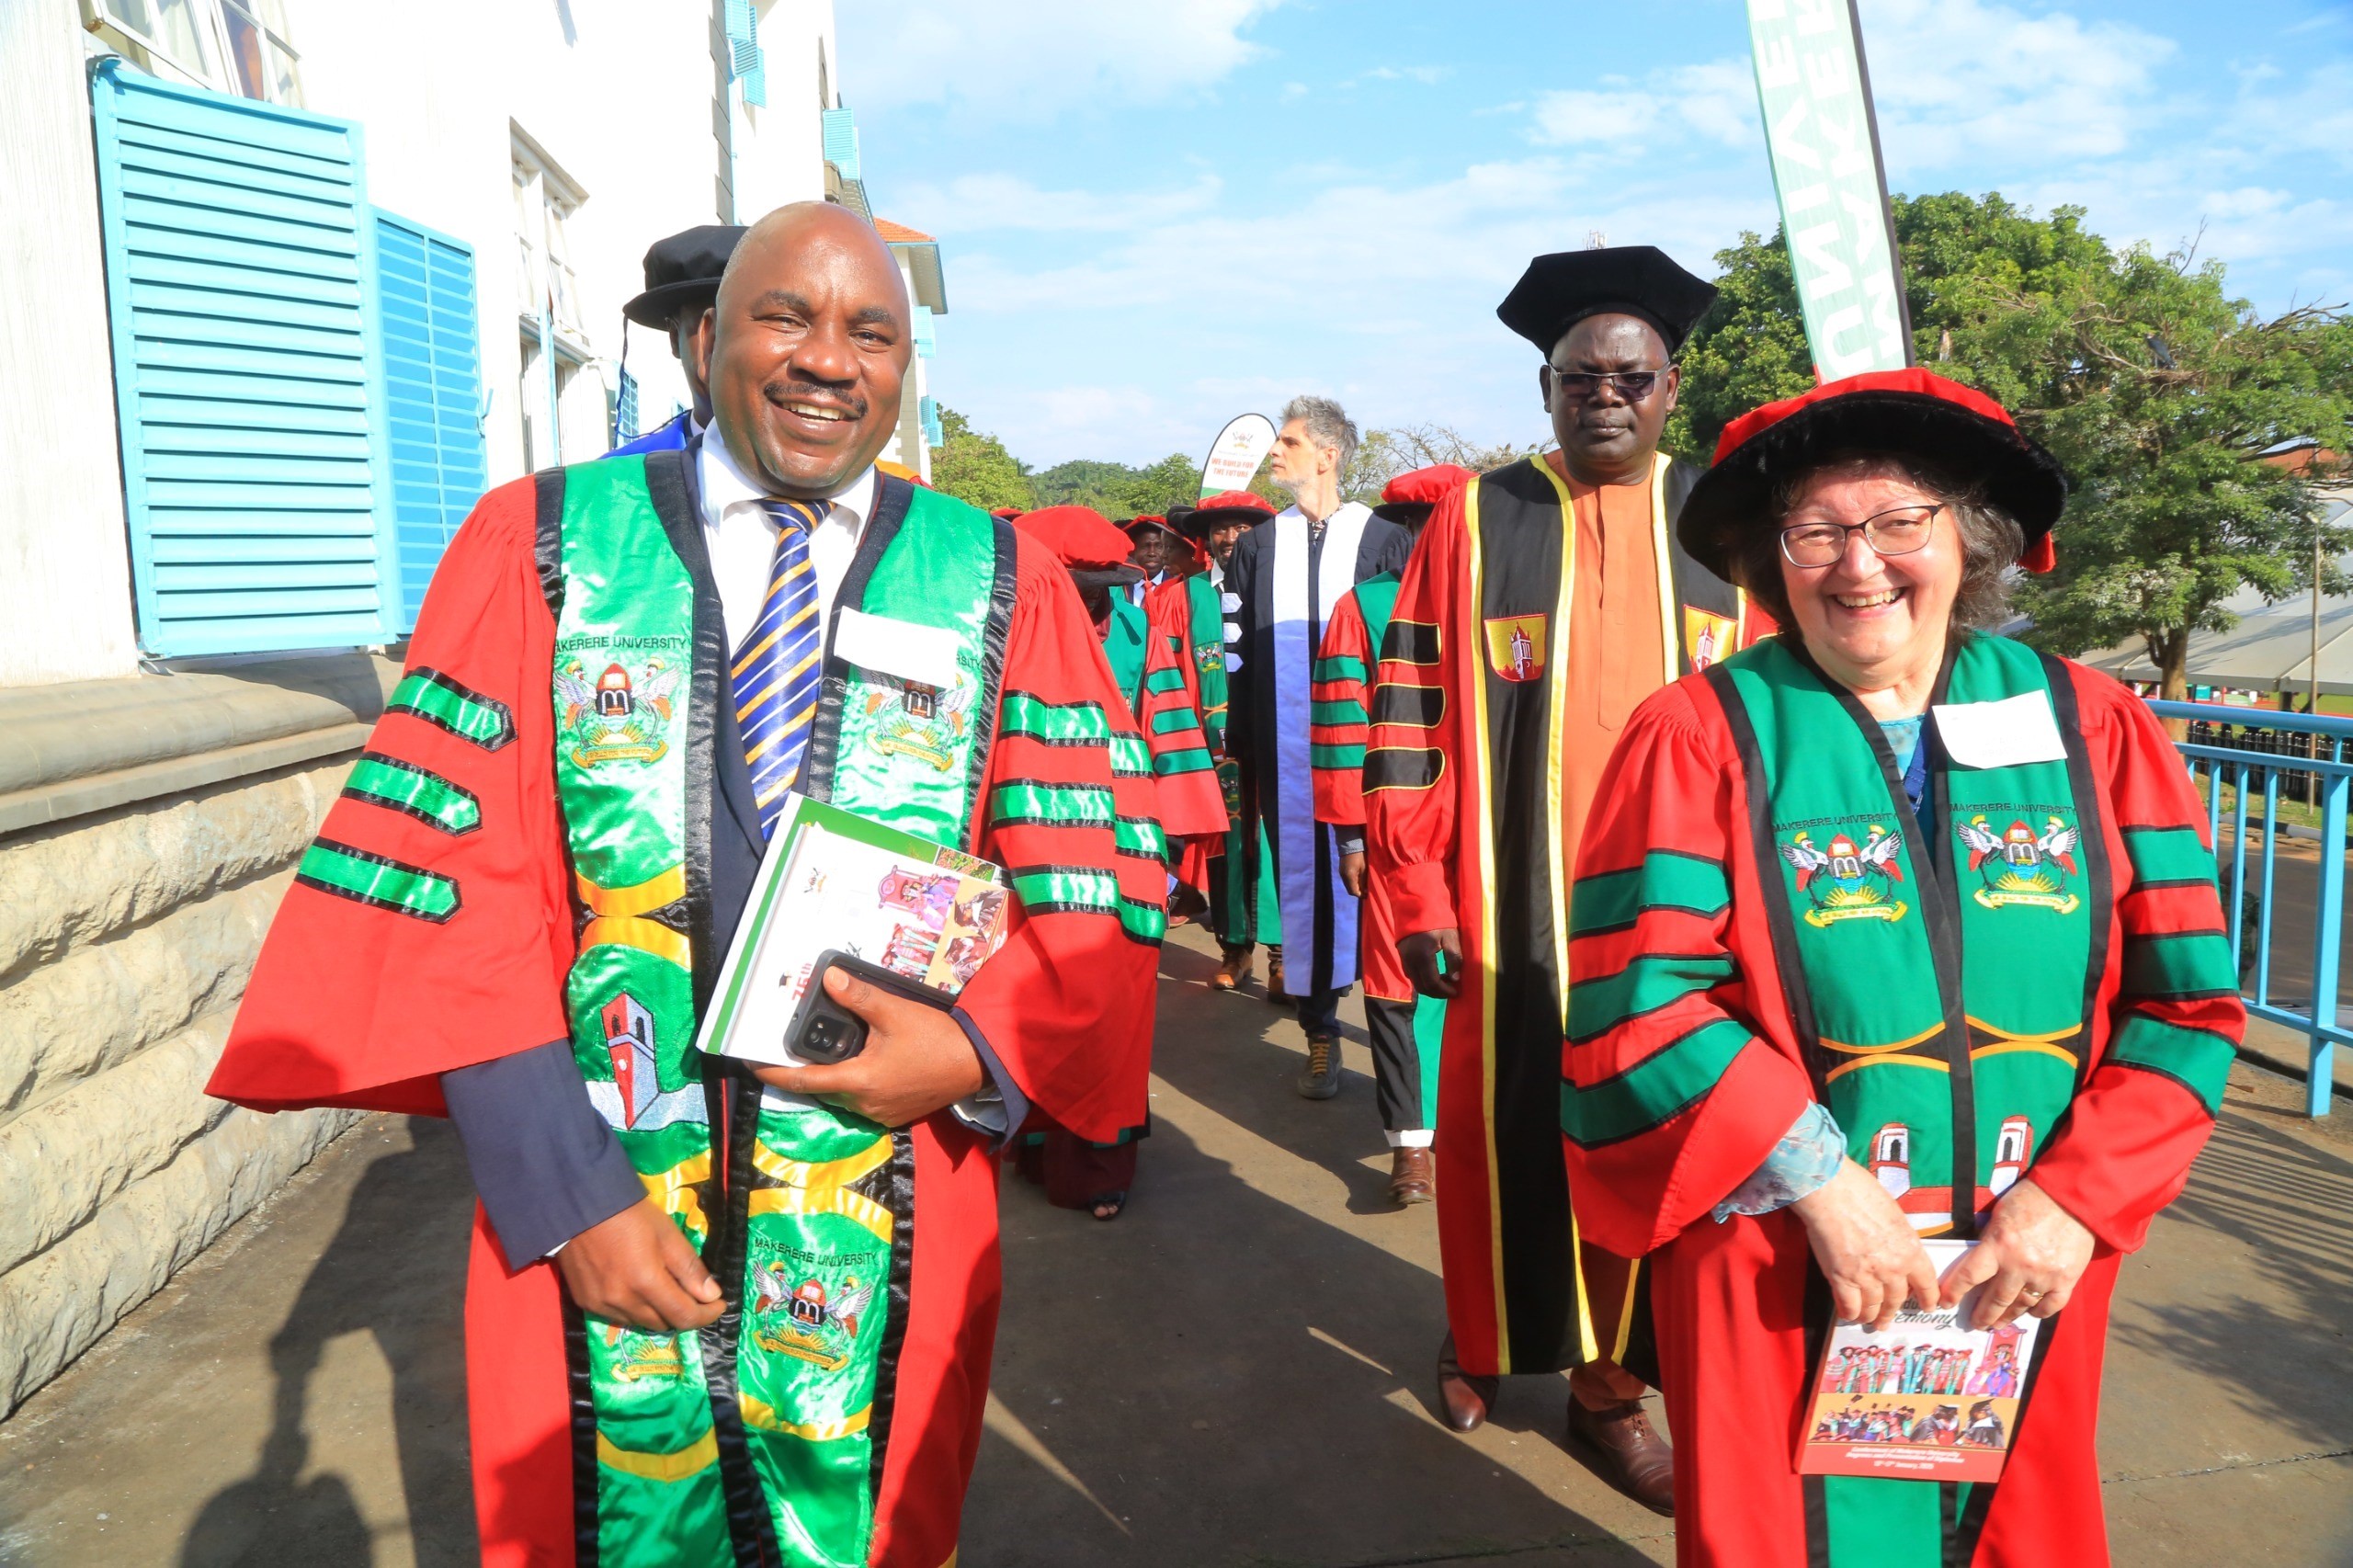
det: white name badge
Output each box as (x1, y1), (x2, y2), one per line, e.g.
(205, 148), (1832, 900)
(1932, 690), (2068, 768)
(833, 606), (962, 689)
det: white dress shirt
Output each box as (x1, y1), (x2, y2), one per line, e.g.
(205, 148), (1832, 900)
(693, 427), (1011, 1133)
(695, 424), (878, 653)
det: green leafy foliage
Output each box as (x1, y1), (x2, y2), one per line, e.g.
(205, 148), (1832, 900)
(1669, 192), (2353, 694)
(927, 406), (1034, 513)
(1029, 453), (1203, 517)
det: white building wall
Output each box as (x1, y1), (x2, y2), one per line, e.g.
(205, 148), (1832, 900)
(0, 4), (144, 688)
(733, 0), (837, 219)
(1, 0), (849, 692)
(290, 0), (833, 483)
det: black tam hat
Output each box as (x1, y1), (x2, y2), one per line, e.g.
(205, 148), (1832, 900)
(623, 225), (749, 329)
(1496, 245), (1718, 358)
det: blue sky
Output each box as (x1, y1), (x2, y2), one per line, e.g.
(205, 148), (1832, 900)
(835, 0), (2353, 470)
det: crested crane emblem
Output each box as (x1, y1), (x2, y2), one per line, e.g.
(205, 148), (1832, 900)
(1954, 813), (2082, 913)
(1781, 824), (1908, 926)
(556, 656), (680, 767)
(749, 1264), (875, 1371)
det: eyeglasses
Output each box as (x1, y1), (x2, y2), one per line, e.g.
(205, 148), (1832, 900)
(1545, 368), (1666, 403)
(1779, 504), (1945, 568)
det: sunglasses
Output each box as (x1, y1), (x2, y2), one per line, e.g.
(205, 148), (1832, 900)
(1546, 368), (1668, 403)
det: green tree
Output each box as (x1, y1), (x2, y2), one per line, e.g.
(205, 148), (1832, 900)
(1670, 192), (2352, 698)
(1122, 452), (1203, 516)
(1030, 458), (1140, 513)
(927, 406), (1034, 513)
(2008, 256), (2351, 696)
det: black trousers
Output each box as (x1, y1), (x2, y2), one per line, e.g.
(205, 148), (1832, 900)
(1365, 995), (1428, 1136)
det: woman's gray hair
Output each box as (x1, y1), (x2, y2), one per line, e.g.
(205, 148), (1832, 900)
(1281, 394), (1358, 477)
(1730, 452), (2025, 633)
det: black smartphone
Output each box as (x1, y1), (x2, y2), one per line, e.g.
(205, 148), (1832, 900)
(784, 949), (955, 1065)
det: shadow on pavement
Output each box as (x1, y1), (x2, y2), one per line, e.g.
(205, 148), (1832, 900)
(967, 937), (1661, 1566)
(2110, 1106), (2353, 1458)
(180, 1116), (476, 1568)
(1153, 939), (1401, 1218)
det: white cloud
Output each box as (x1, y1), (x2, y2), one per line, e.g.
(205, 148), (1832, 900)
(2232, 60), (2353, 171)
(888, 172), (1224, 234)
(1859, 0), (2177, 167)
(924, 153), (1777, 464)
(1528, 87), (1661, 146)
(1527, 60), (1758, 150)
(1669, 61), (1762, 148)
(842, 0), (1274, 119)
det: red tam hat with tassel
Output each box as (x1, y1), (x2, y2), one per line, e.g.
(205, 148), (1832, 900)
(1176, 489), (1277, 540)
(1015, 505), (1146, 591)
(1371, 463), (1475, 528)
(1677, 368), (2068, 578)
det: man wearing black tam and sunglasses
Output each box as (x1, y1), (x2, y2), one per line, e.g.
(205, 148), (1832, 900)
(1364, 244), (1768, 1513)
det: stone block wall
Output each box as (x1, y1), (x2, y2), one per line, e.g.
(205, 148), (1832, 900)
(0, 654), (394, 1416)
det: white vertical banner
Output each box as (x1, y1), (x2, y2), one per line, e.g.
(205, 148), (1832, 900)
(1746, 0), (1914, 380)
(1198, 413), (1278, 499)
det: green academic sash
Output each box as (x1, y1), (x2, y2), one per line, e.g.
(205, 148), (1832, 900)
(1709, 631), (2109, 1565)
(545, 453), (1010, 1568)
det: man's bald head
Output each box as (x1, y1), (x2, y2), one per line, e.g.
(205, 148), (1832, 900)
(699, 201), (913, 499)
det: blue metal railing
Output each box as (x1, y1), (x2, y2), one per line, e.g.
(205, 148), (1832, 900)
(2152, 699), (2351, 1117)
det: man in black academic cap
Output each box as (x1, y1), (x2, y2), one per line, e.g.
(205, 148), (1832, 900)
(1363, 245), (1765, 1514)
(607, 223), (745, 455)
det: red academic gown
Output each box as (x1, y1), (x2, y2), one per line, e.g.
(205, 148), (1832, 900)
(1131, 586), (1229, 848)
(208, 476), (1159, 1568)
(1309, 584), (1411, 1006)
(1564, 658), (2239, 1567)
(1143, 573), (1225, 894)
(1364, 458), (1765, 1381)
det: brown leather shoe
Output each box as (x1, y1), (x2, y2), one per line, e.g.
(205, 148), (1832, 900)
(1565, 1395), (1676, 1517)
(1436, 1332), (1496, 1433)
(1267, 946), (1290, 1003)
(1211, 946), (1251, 993)
(1388, 1146), (1434, 1205)
(1296, 1031), (1341, 1098)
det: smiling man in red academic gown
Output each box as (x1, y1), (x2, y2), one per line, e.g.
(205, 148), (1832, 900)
(210, 203), (1159, 1568)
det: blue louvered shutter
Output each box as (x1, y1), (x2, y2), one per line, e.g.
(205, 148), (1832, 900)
(372, 210), (486, 634)
(821, 108), (859, 179)
(90, 60), (402, 657)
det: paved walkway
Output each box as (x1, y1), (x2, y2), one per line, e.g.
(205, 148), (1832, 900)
(3, 925), (2350, 1565)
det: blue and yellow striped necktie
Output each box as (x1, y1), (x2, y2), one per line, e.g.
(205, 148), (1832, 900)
(733, 498), (832, 836)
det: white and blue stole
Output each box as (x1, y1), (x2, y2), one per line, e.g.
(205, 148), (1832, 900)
(1268, 501), (1369, 992)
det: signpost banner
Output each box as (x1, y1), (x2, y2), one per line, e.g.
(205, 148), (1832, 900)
(1745, 0), (1915, 381)
(1199, 413), (1278, 500)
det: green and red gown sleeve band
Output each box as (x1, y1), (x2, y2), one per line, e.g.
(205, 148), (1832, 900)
(207, 476), (574, 1116)
(961, 538), (1162, 1146)
(1144, 575), (1224, 892)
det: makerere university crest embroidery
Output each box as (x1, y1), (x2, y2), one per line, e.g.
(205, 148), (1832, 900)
(1781, 824), (1909, 926)
(556, 655), (680, 767)
(1955, 812), (2082, 913)
(859, 673), (975, 772)
(750, 1263), (875, 1371)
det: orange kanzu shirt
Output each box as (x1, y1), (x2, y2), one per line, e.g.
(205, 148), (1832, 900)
(1552, 449), (1666, 878)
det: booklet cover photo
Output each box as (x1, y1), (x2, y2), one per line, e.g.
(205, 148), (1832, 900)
(1798, 1239), (2042, 1484)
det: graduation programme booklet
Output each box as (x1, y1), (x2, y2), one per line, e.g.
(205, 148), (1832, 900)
(1797, 1239), (2043, 1484)
(695, 793), (1011, 1069)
